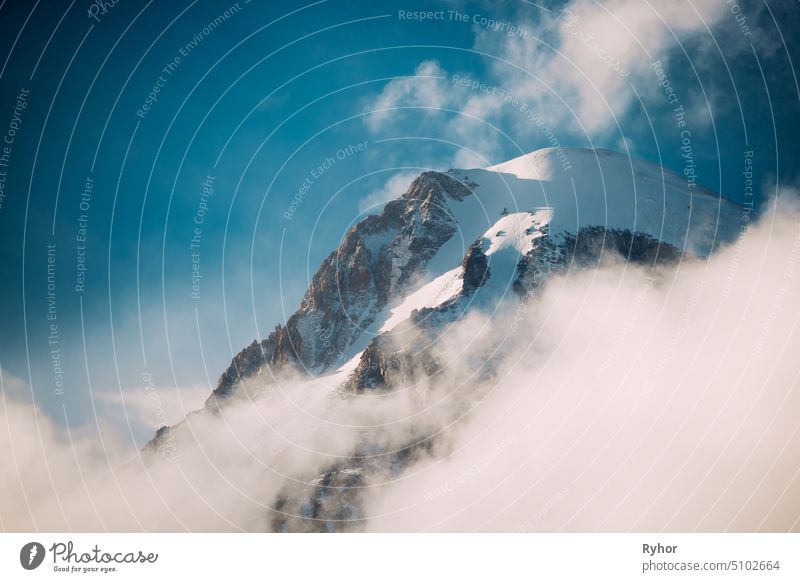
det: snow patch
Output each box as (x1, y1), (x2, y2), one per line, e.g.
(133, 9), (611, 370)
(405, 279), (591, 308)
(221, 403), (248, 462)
(380, 267), (464, 332)
(481, 208), (553, 257)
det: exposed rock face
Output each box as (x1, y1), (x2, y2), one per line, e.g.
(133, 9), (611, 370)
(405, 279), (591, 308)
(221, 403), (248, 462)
(206, 171), (473, 408)
(561, 226), (684, 267)
(270, 442), (429, 532)
(343, 322), (440, 394)
(272, 467), (366, 533)
(461, 241), (491, 292)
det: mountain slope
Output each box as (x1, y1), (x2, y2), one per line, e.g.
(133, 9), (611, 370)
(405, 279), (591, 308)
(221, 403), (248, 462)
(209, 147), (741, 404)
(147, 148), (744, 528)
(207, 171), (473, 405)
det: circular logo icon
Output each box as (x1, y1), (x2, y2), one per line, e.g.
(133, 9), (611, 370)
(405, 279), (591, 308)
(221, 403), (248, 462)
(20, 542), (45, 570)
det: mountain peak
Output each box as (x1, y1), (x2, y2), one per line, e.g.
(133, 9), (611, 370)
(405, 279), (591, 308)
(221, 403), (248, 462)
(151, 148), (745, 466)
(145, 147), (750, 530)
(444, 147), (741, 260)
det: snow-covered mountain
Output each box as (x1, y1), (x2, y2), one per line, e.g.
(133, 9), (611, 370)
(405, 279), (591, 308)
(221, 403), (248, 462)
(146, 147), (744, 530)
(203, 147), (740, 402)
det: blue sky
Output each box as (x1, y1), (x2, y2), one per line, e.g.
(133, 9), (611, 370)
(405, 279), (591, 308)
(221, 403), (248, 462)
(0, 0), (797, 442)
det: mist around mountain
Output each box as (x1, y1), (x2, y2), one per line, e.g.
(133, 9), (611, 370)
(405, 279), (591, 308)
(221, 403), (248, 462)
(2, 149), (799, 532)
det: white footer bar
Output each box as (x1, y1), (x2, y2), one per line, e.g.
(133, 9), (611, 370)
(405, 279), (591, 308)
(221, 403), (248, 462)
(1, 533), (797, 581)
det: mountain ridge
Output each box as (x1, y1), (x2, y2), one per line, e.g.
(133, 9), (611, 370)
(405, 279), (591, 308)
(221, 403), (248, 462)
(205, 147), (742, 402)
(147, 148), (745, 520)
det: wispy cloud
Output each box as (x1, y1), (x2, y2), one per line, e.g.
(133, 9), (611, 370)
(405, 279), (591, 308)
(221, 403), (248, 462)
(471, 0), (736, 136)
(94, 385), (209, 436)
(358, 171), (419, 213)
(366, 191), (800, 532)
(362, 60), (503, 167)
(363, 1), (768, 156)
(365, 60), (451, 133)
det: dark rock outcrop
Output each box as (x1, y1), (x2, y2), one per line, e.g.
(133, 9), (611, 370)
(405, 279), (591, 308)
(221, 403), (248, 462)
(461, 241), (491, 292)
(270, 441), (430, 532)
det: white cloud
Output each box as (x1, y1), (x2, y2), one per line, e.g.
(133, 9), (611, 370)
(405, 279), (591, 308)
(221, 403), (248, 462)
(362, 60), (504, 168)
(365, 193), (800, 532)
(470, 0), (732, 137)
(365, 1), (758, 155)
(0, 368), (32, 403)
(365, 60), (450, 133)
(94, 385), (210, 435)
(358, 171), (419, 213)
(361, 2), (777, 170)
(450, 147), (490, 169)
